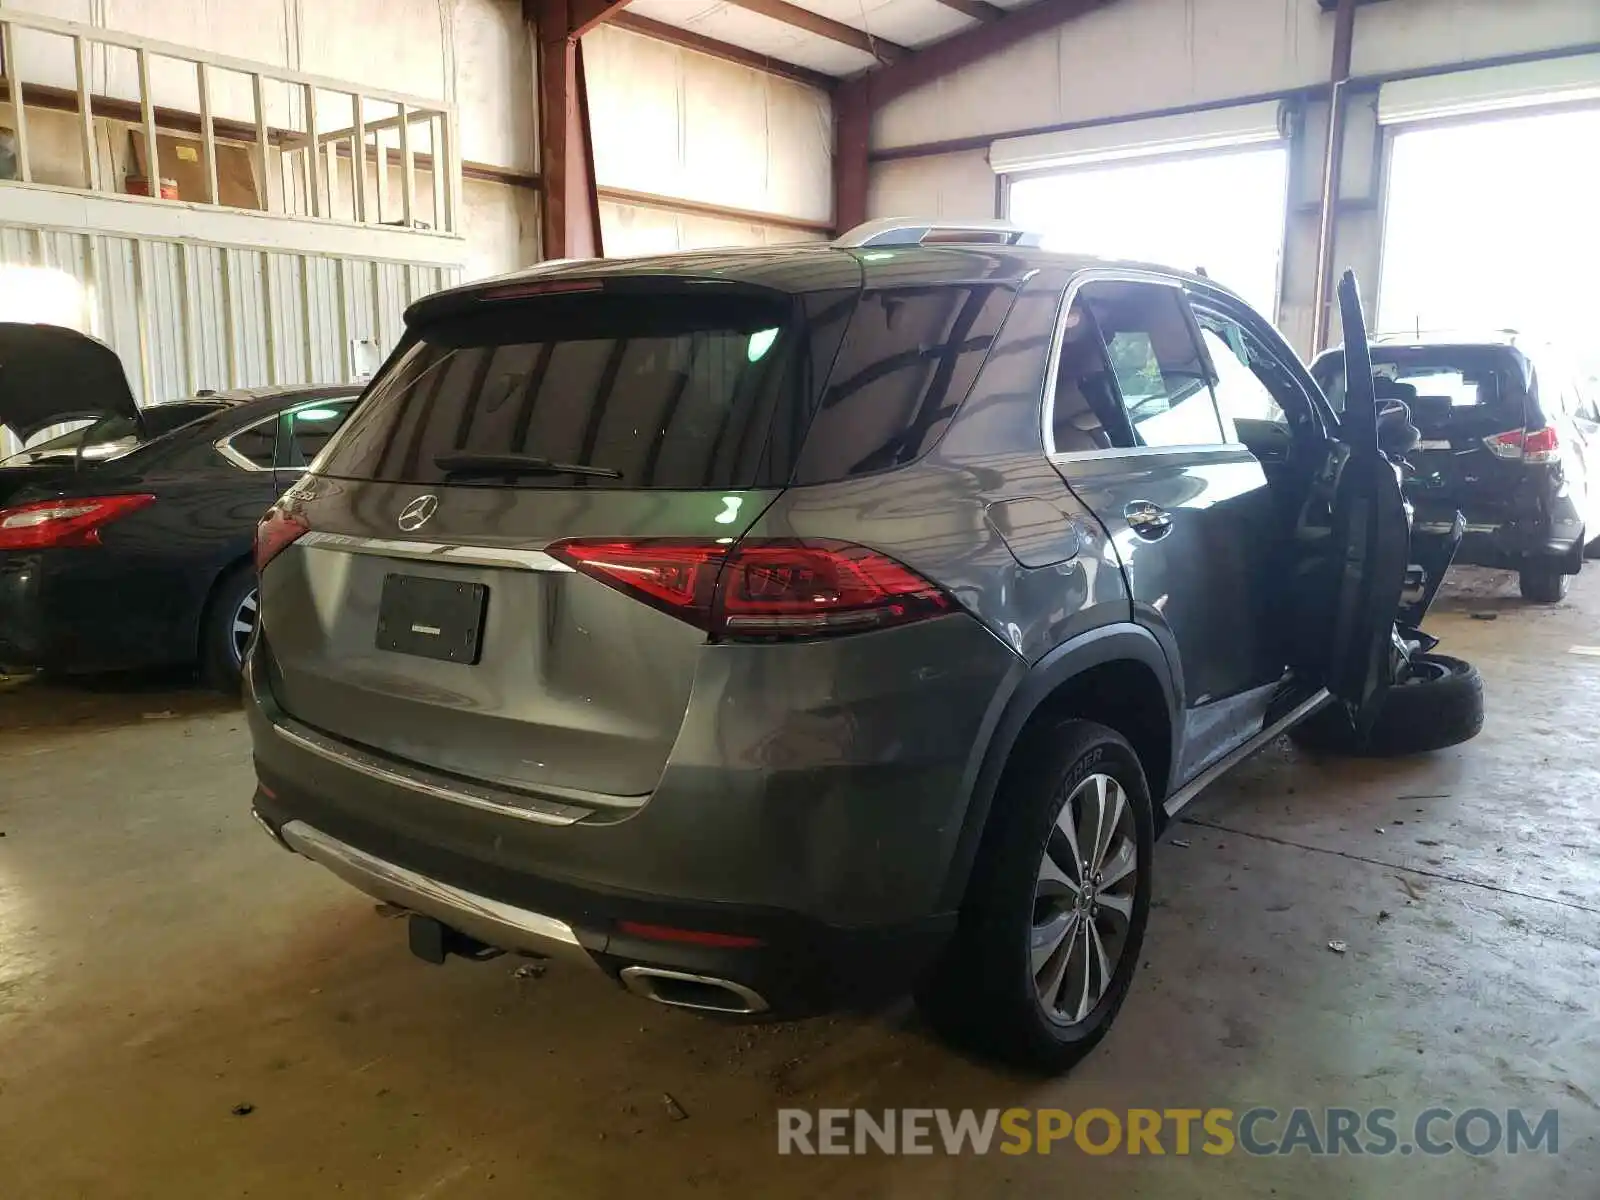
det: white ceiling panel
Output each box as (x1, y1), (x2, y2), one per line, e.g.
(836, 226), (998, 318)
(626, 0), (881, 75)
(799, 0), (976, 47)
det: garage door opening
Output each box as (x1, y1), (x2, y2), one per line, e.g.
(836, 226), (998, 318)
(1379, 107), (1600, 381)
(1005, 146), (1290, 318)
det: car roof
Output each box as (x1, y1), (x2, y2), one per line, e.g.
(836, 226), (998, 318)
(199, 383), (363, 405)
(193, 383), (363, 422)
(406, 241), (1221, 327)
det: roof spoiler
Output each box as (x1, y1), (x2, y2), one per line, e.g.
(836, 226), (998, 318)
(834, 218), (1043, 250)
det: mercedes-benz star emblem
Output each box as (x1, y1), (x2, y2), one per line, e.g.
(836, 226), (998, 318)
(397, 494), (439, 533)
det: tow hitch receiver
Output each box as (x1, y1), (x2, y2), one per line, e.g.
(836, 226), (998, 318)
(407, 914), (503, 964)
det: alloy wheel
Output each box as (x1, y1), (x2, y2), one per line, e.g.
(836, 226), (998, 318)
(231, 588), (259, 666)
(1030, 772), (1139, 1025)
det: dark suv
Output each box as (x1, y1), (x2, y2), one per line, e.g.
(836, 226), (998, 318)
(1314, 333), (1599, 602)
(246, 221), (1483, 1073)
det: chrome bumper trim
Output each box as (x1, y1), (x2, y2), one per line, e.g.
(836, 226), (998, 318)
(297, 530), (573, 573)
(269, 718), (593, 826)
(1415, 521), (1499, 535)
(280, 820), (595, 967)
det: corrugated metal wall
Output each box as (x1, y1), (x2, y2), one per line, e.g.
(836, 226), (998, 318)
(0, 222), (461, 456)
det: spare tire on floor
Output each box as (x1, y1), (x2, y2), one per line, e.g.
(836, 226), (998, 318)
(1289, 654), (1484, 757)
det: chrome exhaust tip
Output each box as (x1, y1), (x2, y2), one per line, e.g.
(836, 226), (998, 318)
(251, 807), (292, 851)
(619, 966), (769, 1015)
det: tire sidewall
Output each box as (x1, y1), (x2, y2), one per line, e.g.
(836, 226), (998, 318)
(203, 565), (257, 692)
(959, 720), (1156, 1069)
(1292, 653), (1483, 757)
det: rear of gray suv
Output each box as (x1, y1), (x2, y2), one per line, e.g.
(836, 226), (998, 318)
(247, 230), (1466, 1072)
(248, 243), (1067, 1018)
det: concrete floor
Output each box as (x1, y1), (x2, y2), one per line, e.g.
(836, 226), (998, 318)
(1, 566), (1596, 1198)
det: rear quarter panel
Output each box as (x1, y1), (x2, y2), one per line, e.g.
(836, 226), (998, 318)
(28, 452), (274, 668)
(756, 267), (1130, 664)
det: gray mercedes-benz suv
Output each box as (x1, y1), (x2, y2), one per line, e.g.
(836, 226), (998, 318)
(246, 220), (1482, 1072)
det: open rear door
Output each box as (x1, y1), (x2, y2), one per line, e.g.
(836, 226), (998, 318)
(1318, 272), (1413, 733)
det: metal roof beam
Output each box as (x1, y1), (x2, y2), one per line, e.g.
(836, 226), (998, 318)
(610, 11), (837, 90)
(929, 0), (1004, 22)
(853, 0), (1113, 108)
(720, 0), (908, 63)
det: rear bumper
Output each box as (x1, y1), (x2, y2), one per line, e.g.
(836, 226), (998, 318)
(246, 614), (1022, 1015)
(0, 549), (200, 671)
(1413, 497), (1583, 571)
(251, 799), (954, 1017)
(274, 817), (595, 967)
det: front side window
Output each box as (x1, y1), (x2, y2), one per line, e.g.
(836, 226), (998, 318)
(1083, 282), (1224, 449)
(1194, 314), (1286, 434)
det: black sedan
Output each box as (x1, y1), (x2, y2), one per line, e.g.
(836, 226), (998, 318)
(0, 323), (360, 687)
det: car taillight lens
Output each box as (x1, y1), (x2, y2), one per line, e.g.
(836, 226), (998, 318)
(0, 493), (155, 550)
(1484, 426), (1559, 463)
(548, 537), (951, 640)
(719, 541), (950, 637)
(255, 505), (310, 573)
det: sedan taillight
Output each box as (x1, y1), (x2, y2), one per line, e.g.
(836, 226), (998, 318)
(548, 537), (951, 641)
(0, 493), (156, 550)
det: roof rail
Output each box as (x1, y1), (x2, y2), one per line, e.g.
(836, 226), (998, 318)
(834, 217), (1043, 250)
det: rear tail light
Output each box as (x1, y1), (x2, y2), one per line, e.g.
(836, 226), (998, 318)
(0, 493), (155, 550)
(255, 504), (310, 572)
(548, 537), (951, 641)
(1483, 426), (1559, 463)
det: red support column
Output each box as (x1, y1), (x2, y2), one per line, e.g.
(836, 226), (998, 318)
(534, 0), (607, 259)
(832, 79), (870, 236)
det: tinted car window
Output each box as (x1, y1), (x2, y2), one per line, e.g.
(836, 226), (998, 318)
(225, 420), (277, 469)
(1084, 283), (1223, 448)
(1049, 300), (1128, 452)
(319, 292), (803, 489)
(792, 284), (1012, 483)
(1195, 318), (1285, 432)
(282, 400), (355, 467)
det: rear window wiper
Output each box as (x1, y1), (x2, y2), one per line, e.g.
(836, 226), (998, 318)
(433, 451), (622, 480)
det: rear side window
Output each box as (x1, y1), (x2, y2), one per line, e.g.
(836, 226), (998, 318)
(1049, 299), (1128, 453)
(224, 421), (276, 469)
(792, 284), (1013, 483)
(318, 291), (802, 489)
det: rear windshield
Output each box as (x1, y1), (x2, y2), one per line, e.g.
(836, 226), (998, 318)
(1316, 346), (1526, 425)
(317, 291), (808, 490)
(316, 277), (1022, 491)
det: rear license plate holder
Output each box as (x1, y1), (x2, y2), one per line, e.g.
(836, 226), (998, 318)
(1417, 439), (1453, 451)
(376, 574), (487, 664)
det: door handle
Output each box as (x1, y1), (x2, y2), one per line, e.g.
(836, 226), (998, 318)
(1124, 500), (1173, 540)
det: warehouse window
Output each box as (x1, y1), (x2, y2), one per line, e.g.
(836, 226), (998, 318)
(1379, 107), (1600, 386)
(1007, 146), (1290, 319)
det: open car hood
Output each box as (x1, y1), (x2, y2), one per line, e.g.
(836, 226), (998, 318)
(0, 322), (140, 443)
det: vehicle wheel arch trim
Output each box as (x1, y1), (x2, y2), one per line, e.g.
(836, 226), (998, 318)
(937, 622), (1181, 911)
